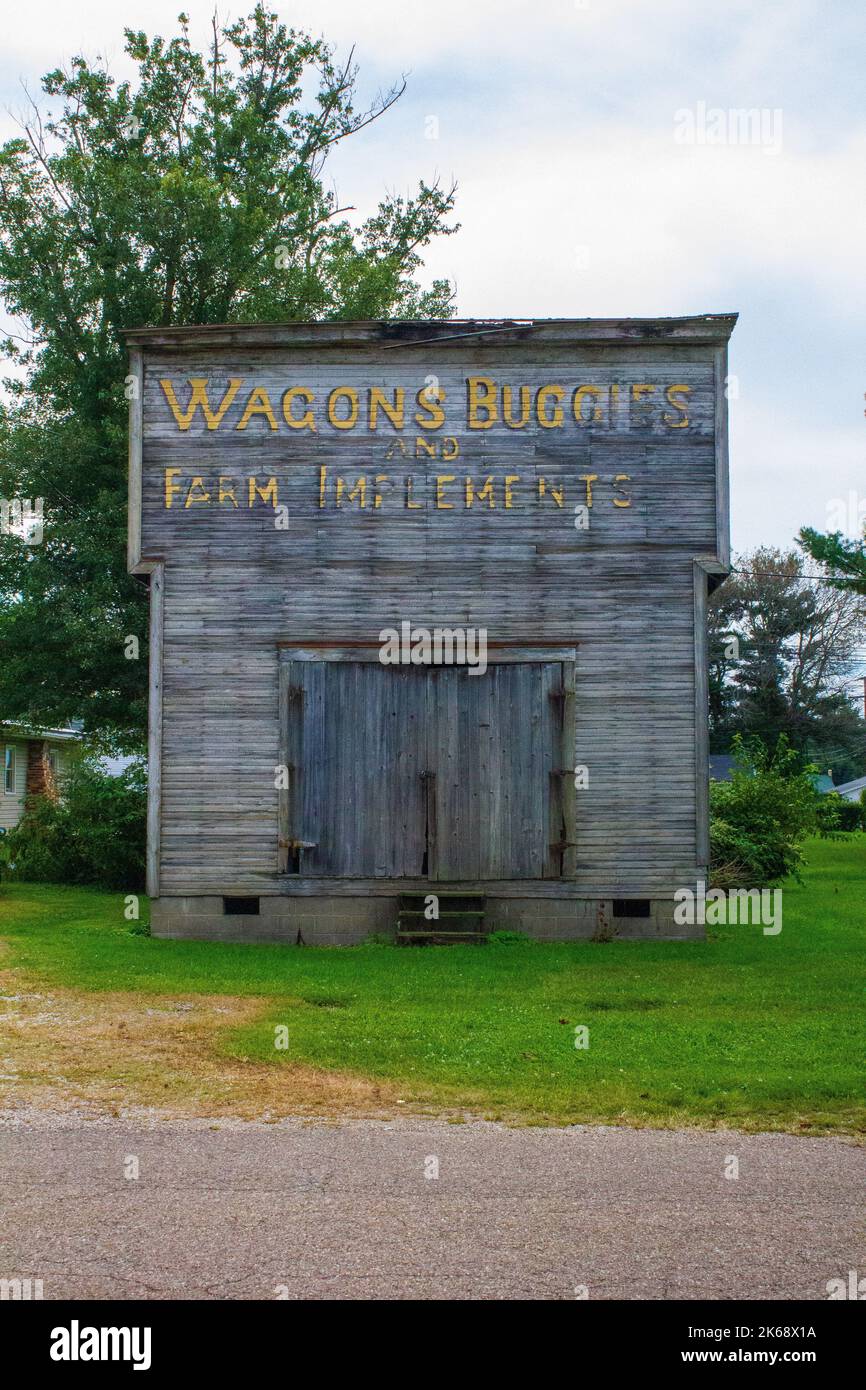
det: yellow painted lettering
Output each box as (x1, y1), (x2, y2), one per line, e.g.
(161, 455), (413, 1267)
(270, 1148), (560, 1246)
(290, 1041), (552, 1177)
(465, 475), (495, 508)
(436, 475), (455, 509)
(184, 476), (211, 506)
(282, 387), (316, 432)
(537, 384), (565, 428)
(663, 383), (690, 428)
(164, 468), (183, 508)
(578, 473), (598, 507)
(159, 377), (242, 431)
(335, 476), (367, 507)
(467, 376), (497, 429)
(218, 477), (239, 507)
(328, 387), (359, 430)
(441, 437), (459, 460)
(502, 384), (531, 429)
(538, 477), (564, 507)
(573, 385), (603, 425)
(631, 383), (656, 428)
(369, 387), (405, 432)
(613, 473), (632, 507)
(248, 476), (279, 507)
(237, 387), (279, 432)
(415, 385), (445, 430)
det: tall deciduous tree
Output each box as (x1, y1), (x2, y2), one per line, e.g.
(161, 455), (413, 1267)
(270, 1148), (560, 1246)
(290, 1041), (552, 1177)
(708, 547), (866, 782)
(0, 7), (458, 750)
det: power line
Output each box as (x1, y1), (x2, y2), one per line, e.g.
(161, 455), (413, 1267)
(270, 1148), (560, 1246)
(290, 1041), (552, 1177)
(729, 567), (865, 586)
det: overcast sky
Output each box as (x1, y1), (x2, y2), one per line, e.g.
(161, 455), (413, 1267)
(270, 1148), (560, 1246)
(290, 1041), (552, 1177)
(2, 0), (864, 554)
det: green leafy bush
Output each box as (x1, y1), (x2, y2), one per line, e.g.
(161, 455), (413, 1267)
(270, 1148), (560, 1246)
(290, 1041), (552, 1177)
(0, 756), (146, 890)
(816, 792), (864, 834)
(709, 735), (820, 888)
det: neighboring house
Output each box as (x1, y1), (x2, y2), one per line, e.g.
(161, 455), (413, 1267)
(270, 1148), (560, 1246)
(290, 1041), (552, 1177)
(0, 724), (80, 831)
(809, 772), (836, 795)
(833, 775), (866, 803)
(710, 756), (836, 794)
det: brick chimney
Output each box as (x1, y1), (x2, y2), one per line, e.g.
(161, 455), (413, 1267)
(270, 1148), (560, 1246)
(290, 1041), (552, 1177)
(25, 740), (57, 803)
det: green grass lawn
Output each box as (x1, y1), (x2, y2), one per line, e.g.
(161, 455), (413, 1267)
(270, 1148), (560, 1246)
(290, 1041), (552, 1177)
(1, 836), (864, 1132)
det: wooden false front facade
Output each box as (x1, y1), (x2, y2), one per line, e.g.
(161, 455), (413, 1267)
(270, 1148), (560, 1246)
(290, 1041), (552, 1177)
(125, 315), (736, 942)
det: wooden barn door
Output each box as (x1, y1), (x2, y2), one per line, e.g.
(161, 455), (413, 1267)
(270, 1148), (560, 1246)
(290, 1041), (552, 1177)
(280, 660), (426, 877)
(280, 658), (572, 880)
(425, 662), (565, 881)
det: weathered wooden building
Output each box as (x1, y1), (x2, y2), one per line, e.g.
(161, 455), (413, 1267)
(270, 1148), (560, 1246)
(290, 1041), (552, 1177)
(125, 315), (736, 942)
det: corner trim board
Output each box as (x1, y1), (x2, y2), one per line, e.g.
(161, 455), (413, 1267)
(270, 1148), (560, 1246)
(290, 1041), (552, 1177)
(146, 563), (165, 898)
(713, 343), (731, 571)
(127, 348), (143, 572)
(693, 557), (727, 871)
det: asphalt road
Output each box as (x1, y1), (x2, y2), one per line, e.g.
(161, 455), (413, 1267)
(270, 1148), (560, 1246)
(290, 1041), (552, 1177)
(1, 1110), (863, 1300)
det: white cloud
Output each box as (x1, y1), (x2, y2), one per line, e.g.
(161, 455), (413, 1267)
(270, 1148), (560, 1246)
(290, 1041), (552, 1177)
(410, 126), (866, 320)
(730, 406), (866, 554)
(1, 0), (863, 554)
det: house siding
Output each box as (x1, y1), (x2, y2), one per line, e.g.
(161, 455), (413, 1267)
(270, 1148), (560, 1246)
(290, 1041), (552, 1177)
(0, 738), (72, 830)
(1, 740), (27, 829)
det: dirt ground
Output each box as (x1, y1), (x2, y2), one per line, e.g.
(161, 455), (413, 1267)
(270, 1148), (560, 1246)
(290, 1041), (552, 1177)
(0, 971), (400, 1121)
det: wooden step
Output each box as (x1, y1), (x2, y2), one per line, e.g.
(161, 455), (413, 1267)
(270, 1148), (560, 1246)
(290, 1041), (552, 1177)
(396, 930), (487, 946)
(398, 894), (486, 909)
(397, 909), (485, 920)
(396, 894), (487, 945)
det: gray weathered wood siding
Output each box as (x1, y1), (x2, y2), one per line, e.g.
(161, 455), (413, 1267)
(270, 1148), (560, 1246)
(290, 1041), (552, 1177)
(127, 318), (734, 898)
(279, 659), (563, 880)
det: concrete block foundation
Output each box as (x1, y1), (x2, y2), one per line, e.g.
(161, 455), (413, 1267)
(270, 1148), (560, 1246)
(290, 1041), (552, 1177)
(149, 895), (703, 943)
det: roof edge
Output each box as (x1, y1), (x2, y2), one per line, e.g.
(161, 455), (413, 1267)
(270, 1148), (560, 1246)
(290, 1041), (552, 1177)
(0, 721), (83, 741)
(122, 313), (738, 350)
